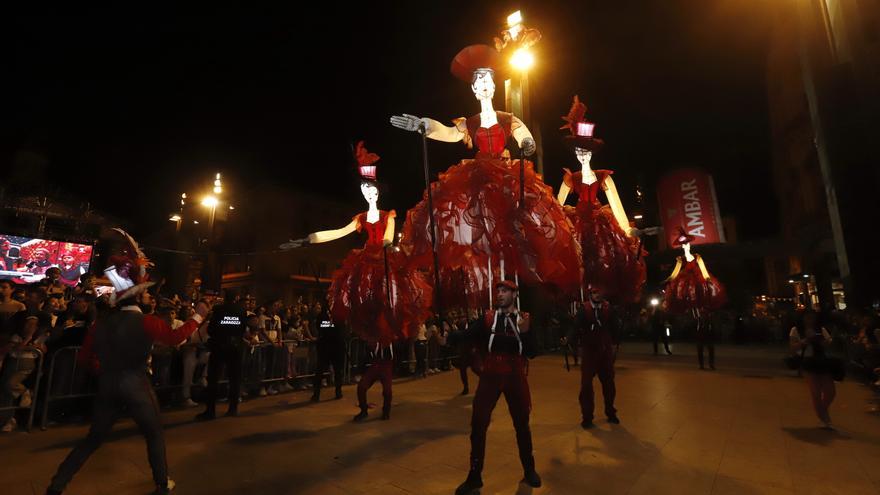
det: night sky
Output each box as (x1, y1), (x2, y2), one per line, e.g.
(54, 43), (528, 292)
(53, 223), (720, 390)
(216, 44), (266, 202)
(3, 1), (778, 241)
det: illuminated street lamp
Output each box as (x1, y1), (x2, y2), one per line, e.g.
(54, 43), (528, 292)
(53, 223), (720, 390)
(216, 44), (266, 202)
(201, 195), (219, 232)
(498, 10), (543, 173)
(510, 48), (534, 71)
(650, 298), (660, 307)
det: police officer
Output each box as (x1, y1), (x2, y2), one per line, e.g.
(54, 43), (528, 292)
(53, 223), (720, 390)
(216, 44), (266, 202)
(311, 305), (346, 401)
(196, 288), (248, 420)
(571, 286), (620, 429)
(455, 280), (541, 495)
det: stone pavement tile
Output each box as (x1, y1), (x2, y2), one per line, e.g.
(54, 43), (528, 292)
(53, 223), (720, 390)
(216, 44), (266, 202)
(660, 440), (724, 472)
(851, 450), (880, 486)
(540, 453), (638, 495)
(721, 439), (788, 466)
(297, 482), (352, 495)
(4, 481), (36, 495)
(791, 474), (879, 495)
(330, 460), (422, 493)
(618, 417), (679, 448)
(362, 482), (412, 494)
(711, 474), (795, 494)
(627, 457), (716, 495)
(389, 463), (465, 494)
(716, 454), (792, 489)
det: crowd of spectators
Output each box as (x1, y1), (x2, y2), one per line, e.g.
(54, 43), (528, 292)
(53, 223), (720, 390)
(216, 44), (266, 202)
(0, 271), (476, 433)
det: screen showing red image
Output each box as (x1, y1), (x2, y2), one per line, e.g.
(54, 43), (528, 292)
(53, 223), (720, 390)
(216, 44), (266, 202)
(0, 234), (94, 286)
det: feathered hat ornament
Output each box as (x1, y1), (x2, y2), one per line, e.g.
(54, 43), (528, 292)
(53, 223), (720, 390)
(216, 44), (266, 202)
(561, 95), (604, 151)
(104, 228), (154, 305)
(355, 141), (380, 181)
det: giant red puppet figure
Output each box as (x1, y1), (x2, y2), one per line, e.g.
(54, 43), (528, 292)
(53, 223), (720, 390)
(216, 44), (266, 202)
(391, 44), (581, 307)
(286, 142), (432, 420)
(556, 96), (646, 304)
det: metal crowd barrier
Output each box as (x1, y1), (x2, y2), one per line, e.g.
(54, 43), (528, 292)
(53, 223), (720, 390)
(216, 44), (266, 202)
(0, 346), (45, 432)
(39, 339), (323, 430)
(36, 338), (460, 431)
(345, 338), (458, 380)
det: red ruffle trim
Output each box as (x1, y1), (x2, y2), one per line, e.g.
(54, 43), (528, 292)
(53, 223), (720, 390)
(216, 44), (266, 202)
(329, 246), (433, 345)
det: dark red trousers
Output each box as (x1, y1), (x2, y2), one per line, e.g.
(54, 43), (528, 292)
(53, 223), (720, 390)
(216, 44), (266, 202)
(456, 346), (482, 390)
(579, 331), (616, 422)
(469, 353), (534, 474)
(357, 359), (392, 414)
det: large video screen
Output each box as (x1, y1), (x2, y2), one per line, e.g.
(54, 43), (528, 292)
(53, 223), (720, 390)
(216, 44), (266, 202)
(0, 234), (94, 286)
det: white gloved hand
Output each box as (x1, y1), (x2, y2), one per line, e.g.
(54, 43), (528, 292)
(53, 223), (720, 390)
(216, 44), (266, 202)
(279, 237), (309, 250)
(521, 137), (536, 156)
(390, 114), (428, 133)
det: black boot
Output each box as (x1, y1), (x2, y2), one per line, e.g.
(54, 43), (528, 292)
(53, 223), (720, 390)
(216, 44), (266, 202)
(381, 405), (391, 420)
(335, 388), (343, 400)
(153, 478), (176, 494)
(353, 408), (368, 422)
(195, 411), (215, 422)
(455, 470), (483, 495)
(310, 391), (320, 403)
(521, 469), (542, 488)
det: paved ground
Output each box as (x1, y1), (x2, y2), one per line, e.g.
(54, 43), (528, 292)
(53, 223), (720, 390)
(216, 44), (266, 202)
(2, 343), (880, 495)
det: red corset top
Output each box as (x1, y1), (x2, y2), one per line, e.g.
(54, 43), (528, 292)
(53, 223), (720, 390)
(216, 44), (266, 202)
(464, 112), (515, 158)
(474, 124), (508, 157)
(356, 210), (396, 248)
(564, 169), (613, 209)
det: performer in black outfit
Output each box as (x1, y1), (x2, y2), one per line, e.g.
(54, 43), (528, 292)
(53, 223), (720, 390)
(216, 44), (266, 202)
(456, 280), (541, 495)
(311, 307), (346, 401)
(694, 308), (715, 370)
(46, 229), (209, 495)
(196, 288), (248, 420)
(651, 305), (672, 355)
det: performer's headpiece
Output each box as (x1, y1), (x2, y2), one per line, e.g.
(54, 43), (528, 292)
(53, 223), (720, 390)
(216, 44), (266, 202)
(561, 95), (604, 151)
(354, 141), (379, 182)
(104, 228), (154, 305)
(495, 279), (518, 292)
(451, 44), (506, 83)
(672, 227), (696, 247)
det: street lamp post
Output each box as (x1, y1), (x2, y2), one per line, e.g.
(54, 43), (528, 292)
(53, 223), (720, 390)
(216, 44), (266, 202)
(166, 173), (233, 295)
(500, 10), (543, 174)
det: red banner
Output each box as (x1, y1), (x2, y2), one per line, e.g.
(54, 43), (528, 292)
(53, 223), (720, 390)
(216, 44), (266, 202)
(656, 168), (725, 248)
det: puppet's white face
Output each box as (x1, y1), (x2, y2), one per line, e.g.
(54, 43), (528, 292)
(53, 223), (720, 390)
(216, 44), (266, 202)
(361, 182), (379, 204)
(471, 71), (495, 101)
(575, 148), (592, 167)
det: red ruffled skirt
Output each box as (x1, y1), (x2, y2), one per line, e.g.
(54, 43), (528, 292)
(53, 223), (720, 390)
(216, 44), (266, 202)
(329, 246), (433, 345)
(401, 154), (581, 303)
(567, 203), (646, 304)
(664, 261), (726, 314)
